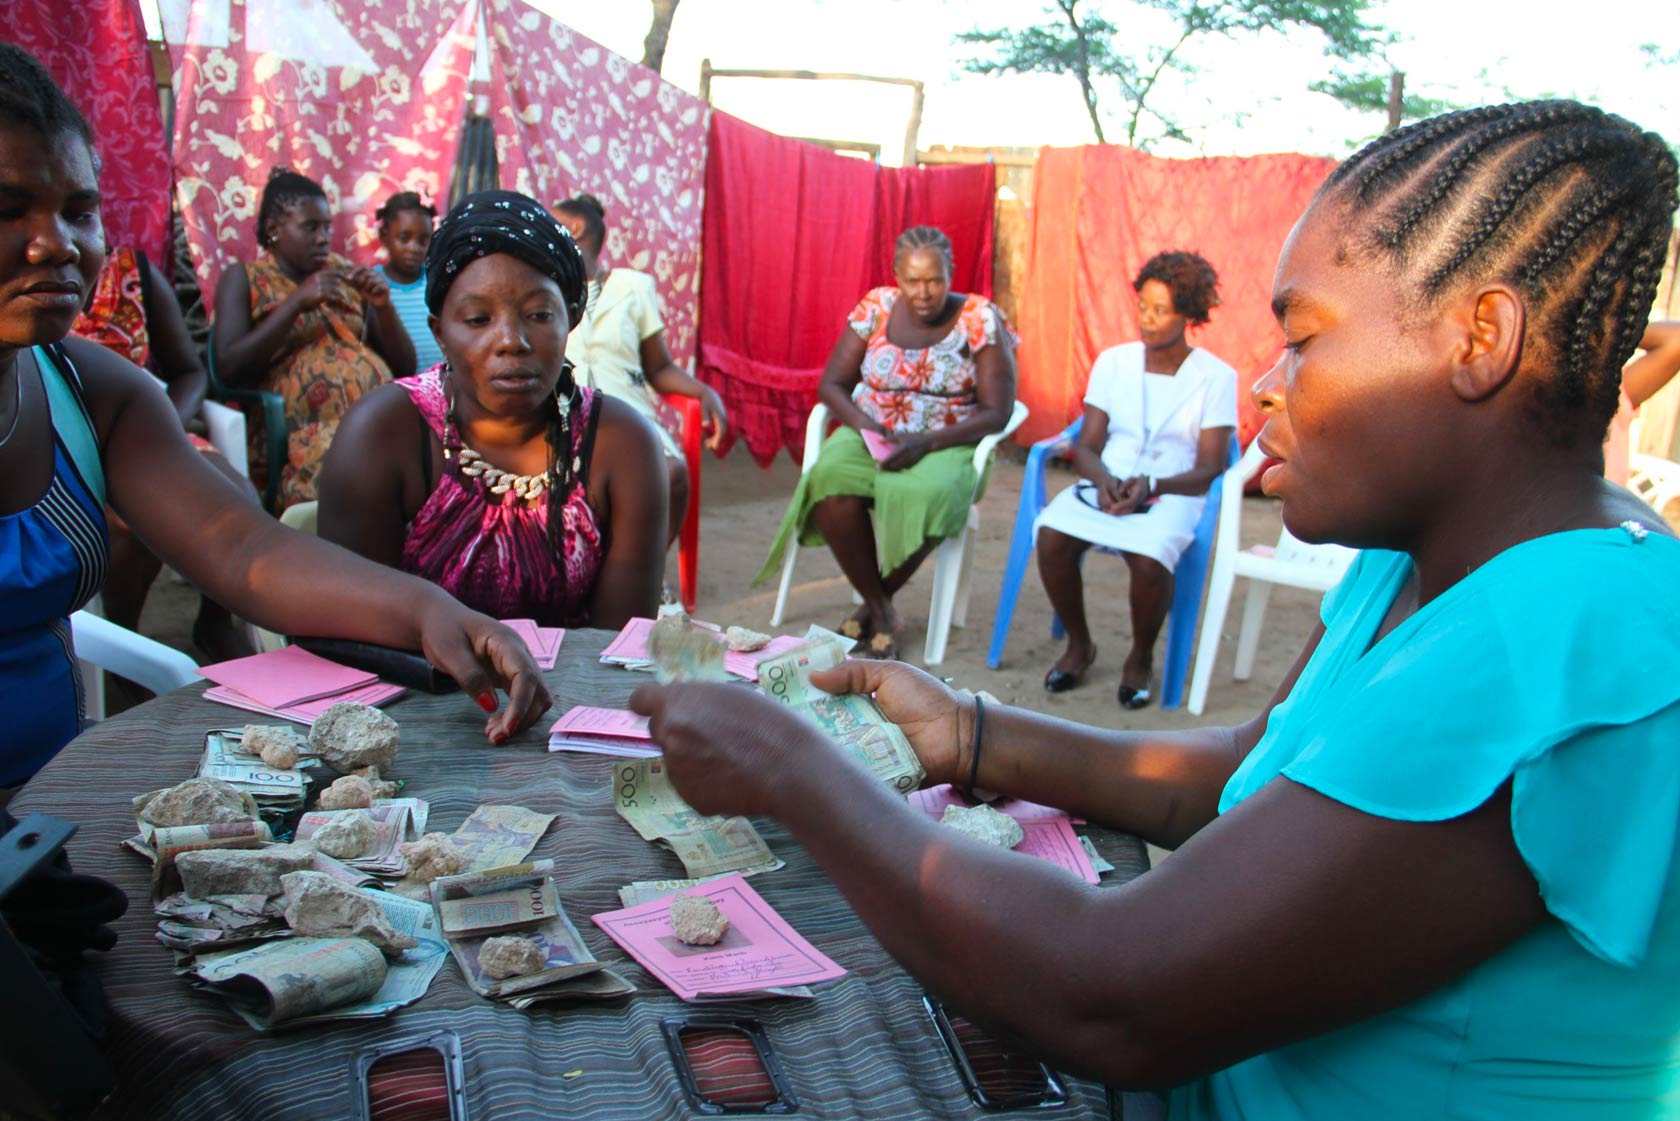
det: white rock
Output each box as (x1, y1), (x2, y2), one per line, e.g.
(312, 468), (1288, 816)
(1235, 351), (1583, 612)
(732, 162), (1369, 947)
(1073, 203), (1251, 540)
(352, 765), (401, 799)
(317, 774), (374, 811)
(311, 810), (375, 859)
(477, 934), (547, 979)
(939, 804), (1024, 850)
(139, 778), (257, 828)
(668, 892), (729, 946)
(309, 702), (399, 774)
(242, 725), (301, 769)
(724, 625), (771, 653)
(280, 871), (417, 957)
(398, 833), (467, 884)
(176, 842), (316, 898)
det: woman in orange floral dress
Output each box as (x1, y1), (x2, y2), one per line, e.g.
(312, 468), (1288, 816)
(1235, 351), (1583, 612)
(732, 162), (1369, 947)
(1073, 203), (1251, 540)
(212, 168), (415, 510)
(756, 226), (1016, 658)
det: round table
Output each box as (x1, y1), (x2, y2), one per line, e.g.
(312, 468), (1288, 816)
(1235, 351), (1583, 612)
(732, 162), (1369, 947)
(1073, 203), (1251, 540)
(13, 630), (1149, 1120)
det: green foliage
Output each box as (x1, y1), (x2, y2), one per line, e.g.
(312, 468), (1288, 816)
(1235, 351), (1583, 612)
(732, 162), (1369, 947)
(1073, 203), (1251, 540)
(957, 0), (1388, 147)
(1309, 71), (1459, 123)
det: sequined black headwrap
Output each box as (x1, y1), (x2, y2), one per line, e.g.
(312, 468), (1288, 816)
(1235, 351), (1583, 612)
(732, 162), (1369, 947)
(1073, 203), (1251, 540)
(424, 189), (587, 325)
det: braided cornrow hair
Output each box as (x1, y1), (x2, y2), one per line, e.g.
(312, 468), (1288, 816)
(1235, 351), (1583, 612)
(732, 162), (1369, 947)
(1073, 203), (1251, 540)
(1134, 250), (1221, 326)
(1320, 100), (1679, 444)
(893, 226), (955, 275)
(256, 167), (327, 248)
(0, 43), (95, 151)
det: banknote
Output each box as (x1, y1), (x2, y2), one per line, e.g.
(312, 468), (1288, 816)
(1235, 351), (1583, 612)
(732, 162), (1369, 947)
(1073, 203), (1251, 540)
(295, 804), (410, 877)
(1079, 835), (1115, 876)
(613, 759), (780, 878)
(145, 821), (274, 897)
(283, 890), (450, 1026)
(198, 732), (310, 810)
(191, 936), (388, 1029)
(648, 615), (728, 683)
(447, 805), (556, 873)
(756, 635), (848, 708)
(502, 968), (635, 1007)
(429, 862), (607, 999)
(799, 693), (925, 794)
(432, 861), (563, 937)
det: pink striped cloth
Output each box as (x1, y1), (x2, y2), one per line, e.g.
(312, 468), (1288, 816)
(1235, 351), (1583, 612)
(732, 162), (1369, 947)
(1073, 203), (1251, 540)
(398, 368), (603, 626)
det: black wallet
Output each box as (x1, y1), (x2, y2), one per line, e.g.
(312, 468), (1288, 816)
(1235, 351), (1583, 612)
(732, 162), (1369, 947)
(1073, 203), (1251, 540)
(290, 637), (459, 694)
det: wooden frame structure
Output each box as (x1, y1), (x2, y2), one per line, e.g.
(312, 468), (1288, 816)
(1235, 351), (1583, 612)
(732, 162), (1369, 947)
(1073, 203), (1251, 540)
(699, 59), (925, 166)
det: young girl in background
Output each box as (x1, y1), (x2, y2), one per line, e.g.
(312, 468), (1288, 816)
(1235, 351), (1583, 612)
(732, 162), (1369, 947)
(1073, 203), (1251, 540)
(376, 191), (441, 372)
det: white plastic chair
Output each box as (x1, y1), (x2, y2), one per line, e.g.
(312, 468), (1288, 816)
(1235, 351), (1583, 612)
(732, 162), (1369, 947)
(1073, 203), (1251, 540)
(770, 400), (1029, 665)
(1629, 452), (1680, 519)
(72, 609), (201, 721)
(200, 398), (248, 479)
(1187, 441), (1357, 715)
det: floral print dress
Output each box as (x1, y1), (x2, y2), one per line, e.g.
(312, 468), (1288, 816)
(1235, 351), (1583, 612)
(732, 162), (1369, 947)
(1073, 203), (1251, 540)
(246, 253), (391, 510)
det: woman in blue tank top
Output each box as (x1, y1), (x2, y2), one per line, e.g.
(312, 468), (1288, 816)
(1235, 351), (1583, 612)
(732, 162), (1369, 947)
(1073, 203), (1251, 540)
(0, 45), (553, 793)
(627, 104), (1680, 1117)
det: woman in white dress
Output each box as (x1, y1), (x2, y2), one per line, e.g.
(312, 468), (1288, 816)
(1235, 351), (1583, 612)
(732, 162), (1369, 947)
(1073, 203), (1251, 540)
(1035, 251), (1236, 708)
(551, 194), (728, 547)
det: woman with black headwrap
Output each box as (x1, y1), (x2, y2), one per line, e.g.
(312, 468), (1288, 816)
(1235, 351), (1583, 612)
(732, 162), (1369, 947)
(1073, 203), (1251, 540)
(318, 190), (667, 629)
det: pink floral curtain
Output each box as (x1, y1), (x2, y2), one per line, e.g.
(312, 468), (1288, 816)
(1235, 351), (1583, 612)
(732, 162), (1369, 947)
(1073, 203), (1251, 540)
(168, 0), (477, 300)
(482, 0), (709, 369)
(9, 0), (173, 269)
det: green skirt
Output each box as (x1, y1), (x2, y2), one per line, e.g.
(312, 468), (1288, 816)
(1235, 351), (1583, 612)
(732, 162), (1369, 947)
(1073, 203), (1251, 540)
(754, 427), (985, 585)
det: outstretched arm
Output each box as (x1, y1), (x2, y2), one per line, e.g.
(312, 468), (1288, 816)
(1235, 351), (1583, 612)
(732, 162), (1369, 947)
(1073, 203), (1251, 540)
(631, 672), (1544, 1088)
(76, 338), (549, 741)
(639, 331), (728, 451)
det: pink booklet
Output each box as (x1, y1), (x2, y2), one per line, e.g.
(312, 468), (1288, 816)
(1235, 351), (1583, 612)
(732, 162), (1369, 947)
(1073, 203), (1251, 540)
(909, 785), (1099, 885)
(197, 646), (378, 710)
(548, 706), (657, 758)
(598, 617), (658, 665)
(502, 619), (564, 670)
(549, 706), (651, 741)
(202, 680), (405, 726)
(861, 428), (895, 463)
(591, 875), (846, 1001)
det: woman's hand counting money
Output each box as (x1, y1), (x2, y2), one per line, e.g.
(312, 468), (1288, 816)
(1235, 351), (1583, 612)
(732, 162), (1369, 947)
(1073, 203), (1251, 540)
(806, 661), (968, 788)
(629, 683), (834, 818)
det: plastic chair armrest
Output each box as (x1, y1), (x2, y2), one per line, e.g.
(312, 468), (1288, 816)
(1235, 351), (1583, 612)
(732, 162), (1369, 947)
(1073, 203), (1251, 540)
(801, 402), (832, 475)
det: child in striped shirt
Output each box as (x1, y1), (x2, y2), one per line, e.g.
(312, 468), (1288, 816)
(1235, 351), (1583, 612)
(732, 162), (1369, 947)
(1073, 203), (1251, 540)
(376, 192), (442, 372)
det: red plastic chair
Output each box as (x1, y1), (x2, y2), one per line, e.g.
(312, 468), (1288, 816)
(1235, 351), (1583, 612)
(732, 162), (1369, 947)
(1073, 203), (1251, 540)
(664, 394), (703, 612)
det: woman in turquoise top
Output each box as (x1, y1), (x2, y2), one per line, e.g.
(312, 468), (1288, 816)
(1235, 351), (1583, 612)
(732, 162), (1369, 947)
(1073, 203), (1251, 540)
(625, 100), (1680, 1118)
(0, 45), (551, 793)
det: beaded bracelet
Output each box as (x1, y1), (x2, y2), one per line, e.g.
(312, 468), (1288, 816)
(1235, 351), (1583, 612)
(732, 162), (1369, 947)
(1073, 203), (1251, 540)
(961, 695), (985, 802)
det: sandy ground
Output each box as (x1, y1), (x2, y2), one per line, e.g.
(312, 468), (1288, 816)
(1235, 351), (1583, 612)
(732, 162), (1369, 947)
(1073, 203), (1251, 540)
(135, 446), (1322, 738)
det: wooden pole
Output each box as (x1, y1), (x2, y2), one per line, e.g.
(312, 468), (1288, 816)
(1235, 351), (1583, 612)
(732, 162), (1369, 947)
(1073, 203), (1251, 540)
(1387, 71), (1404, 133)
(902, 82), (925, 167)
(699, 58), (713, 103)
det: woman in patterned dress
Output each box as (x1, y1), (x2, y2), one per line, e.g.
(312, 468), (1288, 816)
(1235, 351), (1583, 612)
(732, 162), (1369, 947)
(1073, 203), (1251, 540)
(756, 226), (1017, 659)
(0, 45), (547, 793)
(211, 167), (415, 511)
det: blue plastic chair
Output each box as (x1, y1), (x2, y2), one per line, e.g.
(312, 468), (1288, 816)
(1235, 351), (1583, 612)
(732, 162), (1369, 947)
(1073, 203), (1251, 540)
(986, 425), (1240, 710)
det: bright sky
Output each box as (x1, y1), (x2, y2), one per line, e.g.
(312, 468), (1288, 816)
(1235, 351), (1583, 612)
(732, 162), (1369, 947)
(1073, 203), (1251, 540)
(523, 0), (1680, 163)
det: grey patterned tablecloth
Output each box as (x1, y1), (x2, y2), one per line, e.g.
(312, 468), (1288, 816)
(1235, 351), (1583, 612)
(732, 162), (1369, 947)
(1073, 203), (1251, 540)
(14, 630), (1148, 1120)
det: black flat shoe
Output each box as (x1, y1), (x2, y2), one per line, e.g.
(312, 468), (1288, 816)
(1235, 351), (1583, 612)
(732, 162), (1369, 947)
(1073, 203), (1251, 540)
(1118, 684), (1153, 710)
(1044, 647), (1097, 693)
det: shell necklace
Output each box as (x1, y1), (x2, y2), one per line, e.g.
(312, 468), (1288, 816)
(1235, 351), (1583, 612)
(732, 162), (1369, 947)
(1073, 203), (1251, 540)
(442, 368), (575, 503)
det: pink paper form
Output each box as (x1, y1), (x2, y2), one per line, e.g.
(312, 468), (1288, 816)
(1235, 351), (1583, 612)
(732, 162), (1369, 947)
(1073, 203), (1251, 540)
(592, 875), (846, 1000)
(197, 646), (376, 709)
(202, 680), (405, 726)
(502, 619), (564, 669)
(909, 784), (1099, 885)
(549, 706), (651, 740)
